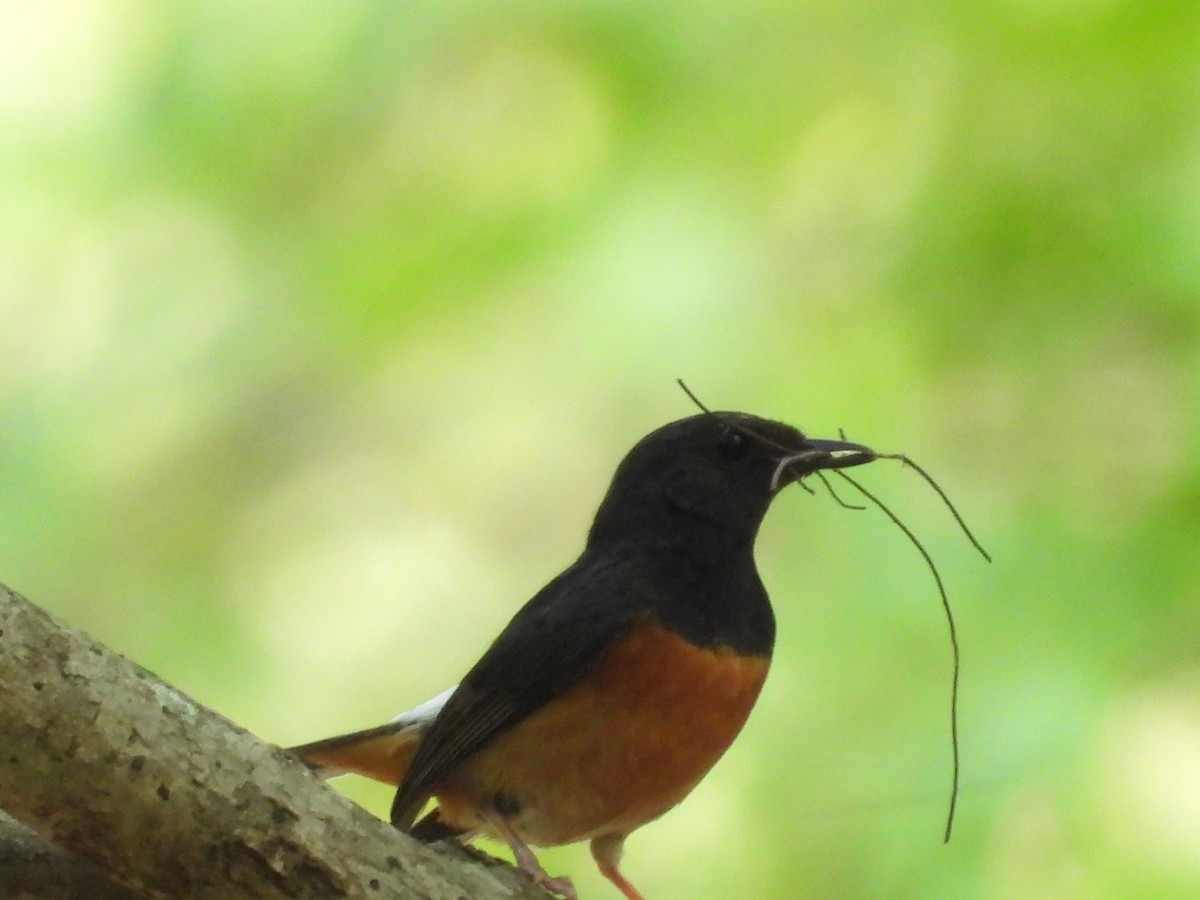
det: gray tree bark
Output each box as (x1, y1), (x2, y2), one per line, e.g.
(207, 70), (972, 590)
(0, 582), (548, 899)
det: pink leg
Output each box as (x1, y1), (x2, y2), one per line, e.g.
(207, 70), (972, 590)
(591, 834), (646, 900)
(488, 813), (577, 900)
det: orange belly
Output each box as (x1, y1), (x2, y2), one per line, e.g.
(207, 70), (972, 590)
(433, 621), (770, 846)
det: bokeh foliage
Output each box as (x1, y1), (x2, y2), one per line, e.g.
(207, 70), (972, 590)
(2, 2), (1198, 897)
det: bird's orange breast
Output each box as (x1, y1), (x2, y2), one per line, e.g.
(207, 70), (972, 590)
(434, 619), (770, 847)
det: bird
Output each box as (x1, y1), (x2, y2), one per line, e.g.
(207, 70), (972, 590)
(288, 410), (876, 899)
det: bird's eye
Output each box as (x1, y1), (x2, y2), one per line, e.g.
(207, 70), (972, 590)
(717, 427), (749, 461)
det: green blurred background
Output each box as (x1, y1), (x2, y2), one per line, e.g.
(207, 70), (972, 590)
(3, 2), (1198, 897)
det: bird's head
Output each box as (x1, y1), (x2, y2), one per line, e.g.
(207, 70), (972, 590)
(587, 412), (875, 551)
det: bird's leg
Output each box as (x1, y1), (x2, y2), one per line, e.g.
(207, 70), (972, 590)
(591, 834), (646, 900)
(486, 812), (577, 900)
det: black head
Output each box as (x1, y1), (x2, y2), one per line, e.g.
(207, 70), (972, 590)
(587, 412), (875, 554)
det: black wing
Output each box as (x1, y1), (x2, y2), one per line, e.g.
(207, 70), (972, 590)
(390, 549), (650, 828)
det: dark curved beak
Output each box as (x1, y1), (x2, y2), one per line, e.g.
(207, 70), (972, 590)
(771, 437), (875, 491)
(802, 437), (876, 471)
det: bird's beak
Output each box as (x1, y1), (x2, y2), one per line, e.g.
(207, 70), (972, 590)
(801, 438), (876, 470)
(770, 438), (876, 491)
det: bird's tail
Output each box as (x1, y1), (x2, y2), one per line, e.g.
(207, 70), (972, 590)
(288, 720), (425, 785)
(288, 686), (454, 785)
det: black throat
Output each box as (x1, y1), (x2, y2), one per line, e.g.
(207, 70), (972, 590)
(600, 537), (777, 658)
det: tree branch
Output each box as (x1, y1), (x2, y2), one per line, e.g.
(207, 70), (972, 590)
(0, 810), (142, 899)
(0, 582), (548, 899)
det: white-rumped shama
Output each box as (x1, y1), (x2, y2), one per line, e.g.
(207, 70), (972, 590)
(289, 411), (875, 899)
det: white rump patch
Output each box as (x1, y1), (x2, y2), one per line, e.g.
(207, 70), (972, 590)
(390, 685), (457, 727)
